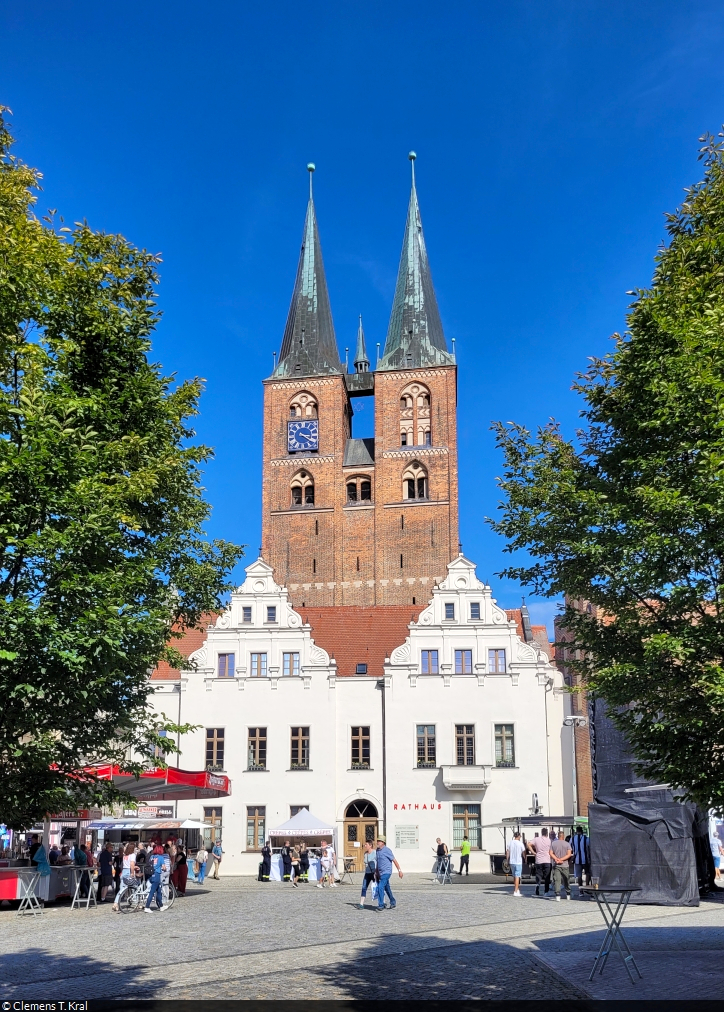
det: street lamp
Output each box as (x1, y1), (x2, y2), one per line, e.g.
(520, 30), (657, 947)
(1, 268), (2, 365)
(563, 716), (588, 819)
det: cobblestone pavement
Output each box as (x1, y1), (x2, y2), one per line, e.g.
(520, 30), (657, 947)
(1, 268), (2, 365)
(0, 875), (722, 1000)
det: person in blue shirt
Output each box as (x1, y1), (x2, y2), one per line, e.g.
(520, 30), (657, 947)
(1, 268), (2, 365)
(145, 845), (170, 913)
(374, 835), (403, 911)
(211, 841), (224, 880)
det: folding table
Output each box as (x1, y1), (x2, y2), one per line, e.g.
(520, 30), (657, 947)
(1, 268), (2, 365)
(580, 886), (642, 985)
(16, 869), (43, 917)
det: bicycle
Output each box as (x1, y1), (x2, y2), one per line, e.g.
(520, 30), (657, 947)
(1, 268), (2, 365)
(118, 875), (176, 912)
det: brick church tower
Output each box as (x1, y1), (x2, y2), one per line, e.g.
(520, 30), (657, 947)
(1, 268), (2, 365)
(261, 156), (459, 608)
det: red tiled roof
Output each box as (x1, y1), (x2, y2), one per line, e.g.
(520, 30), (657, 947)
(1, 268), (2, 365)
(298, 605), (424, 677)
(151, 616), (215, 680)
(505, 609), (554, 660)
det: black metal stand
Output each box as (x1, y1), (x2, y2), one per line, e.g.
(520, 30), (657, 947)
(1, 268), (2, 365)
(580, 886), (642, 985)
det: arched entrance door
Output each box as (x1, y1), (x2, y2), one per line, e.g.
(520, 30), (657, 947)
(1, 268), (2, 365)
(344, 800), (379, 872)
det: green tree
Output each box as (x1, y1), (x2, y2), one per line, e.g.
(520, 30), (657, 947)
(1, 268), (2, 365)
(491, 130), (724, 812)
(0, 109), (243, 828)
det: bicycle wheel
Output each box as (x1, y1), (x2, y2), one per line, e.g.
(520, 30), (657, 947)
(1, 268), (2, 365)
(118, 884), (141, 913)
(165, 882), (176, 908)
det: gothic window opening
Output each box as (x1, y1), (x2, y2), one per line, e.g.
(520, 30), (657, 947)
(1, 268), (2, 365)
(289, 392), (318, 418)
(399, 381), (431, 447)
(402, 462), (428, 500)
(291, 470), (315, 507)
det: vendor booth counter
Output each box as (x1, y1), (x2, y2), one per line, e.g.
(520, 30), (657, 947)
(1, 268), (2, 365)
(0, 864), (79, 903)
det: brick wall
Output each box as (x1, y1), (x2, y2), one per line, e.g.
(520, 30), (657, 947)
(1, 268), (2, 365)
(261, 366), (459, 607)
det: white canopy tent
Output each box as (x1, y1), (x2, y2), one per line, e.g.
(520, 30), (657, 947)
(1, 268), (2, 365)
(268, 808), (338, 857)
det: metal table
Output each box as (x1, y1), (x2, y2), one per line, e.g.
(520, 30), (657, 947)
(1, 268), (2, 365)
(339, 857), (357, 884)
(70, 867), (98, 910)
(433, 854), (452, 884)
(580, 886), (642, 985)
(16, 869), (43, 917)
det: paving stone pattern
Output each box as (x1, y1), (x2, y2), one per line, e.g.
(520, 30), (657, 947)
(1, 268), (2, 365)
(0, 875), (722, 1001)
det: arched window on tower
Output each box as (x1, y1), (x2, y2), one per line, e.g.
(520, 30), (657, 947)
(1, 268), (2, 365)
(289, 392), (318, 418)
(291, 470), (315, 507)
(399, 382), (431, 446)
(346, 475), (373, 503)
(402, 461), (428, 500)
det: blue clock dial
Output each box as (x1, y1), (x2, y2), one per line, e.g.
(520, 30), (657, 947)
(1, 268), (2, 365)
(288, 419), (319, 452)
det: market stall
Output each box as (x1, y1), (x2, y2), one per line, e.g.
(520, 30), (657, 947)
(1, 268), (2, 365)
(268, 809), (338, 881)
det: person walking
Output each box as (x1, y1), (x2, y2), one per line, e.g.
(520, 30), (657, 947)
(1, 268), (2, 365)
(145, 844), (169, 913)
(196, 845), (208, 885)
(280, 839), (293, 882)
(358, 841), (377, 909)
(173, 846), (188, 896)
(290, 847), (301, 887)
(527, 829), (552, 897)
(112, 843), (137, 911)
(506, 831), (526, 897)
(325, 840), (338, 887)
(375, 835), (403, 911)
(97, 842), (115, 903)
(459, 835), (471, 876)
(211, 840), (224, 880)
(571, 826), (590, 893)
(261, 840), (272, 882)
(298, 842), (310, 883)
(551, 831), (573, 901)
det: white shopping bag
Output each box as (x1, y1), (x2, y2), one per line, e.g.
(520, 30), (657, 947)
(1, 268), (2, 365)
(370, 880), (378, 901)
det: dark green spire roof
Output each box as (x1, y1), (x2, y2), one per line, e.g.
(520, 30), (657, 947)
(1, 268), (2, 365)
(353, 315), (370, 373)
(273, 166), (342, 378)
(378, 153), (454, 371)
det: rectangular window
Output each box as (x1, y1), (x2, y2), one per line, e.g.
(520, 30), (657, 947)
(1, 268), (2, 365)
(489, 648), (506, 673)
(421, 650), (439, 675)
(203, 807), (222, 846)
(206, 727), (225, 770)
(416, 724), (436, 767)
(455, 649), (472, 674)
(290, 805), (310, 817)
(355, 662), (368, 674)
(250, 653), (267, 678)
(455, 724), (475, 766)
(242, 606), (252, 623)
(495, 723), (515, 767)
(444, 602), (455, 620)
(470, 602), (481, 620)
(247, 727), (267, 770)
(267, 606), (277, 623)
(246, 806), (265, 851)
(351, 726), (371, 768)
(290, 726), (310, 769)
(217, 653), (235, 678)
(283, 652), (300, 677)
(453, 804), (481, 849)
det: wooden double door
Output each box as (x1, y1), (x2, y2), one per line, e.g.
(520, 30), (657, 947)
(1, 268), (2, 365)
(344, 818), (378, 871)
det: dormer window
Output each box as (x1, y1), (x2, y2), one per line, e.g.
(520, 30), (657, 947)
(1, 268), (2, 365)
(356, 663), (368, 674)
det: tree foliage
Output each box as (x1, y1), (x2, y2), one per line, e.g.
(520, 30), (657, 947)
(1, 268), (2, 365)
(491, 130), (724, 811)
(0, 109), (243, 828)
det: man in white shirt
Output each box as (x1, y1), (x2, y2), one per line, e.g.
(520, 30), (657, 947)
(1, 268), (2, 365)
(506, 832), (526, 897)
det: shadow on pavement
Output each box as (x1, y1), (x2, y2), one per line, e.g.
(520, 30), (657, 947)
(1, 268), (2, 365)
(0, 947), (171, 1001)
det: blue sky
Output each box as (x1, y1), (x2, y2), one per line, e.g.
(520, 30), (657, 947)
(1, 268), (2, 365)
(2, 1), (724, 634)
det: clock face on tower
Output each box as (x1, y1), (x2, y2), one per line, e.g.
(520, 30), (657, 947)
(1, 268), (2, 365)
(288, 419), (319, 453)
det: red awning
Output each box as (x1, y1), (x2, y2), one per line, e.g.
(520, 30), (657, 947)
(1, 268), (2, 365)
(88, 765), (231, 801)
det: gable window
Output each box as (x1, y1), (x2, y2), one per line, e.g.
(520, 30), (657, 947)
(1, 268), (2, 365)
(444, 602), (455, 620)
(206, 728), (225, 770)
(495, 724), (515, 767)
(283, 652), (300, 677)
(470, 602), (481, 620)
(455, 649), (472, 674)
(218, 652), (235, 678)
(290, 726), (310, 769)
(246, 806), (265, 851)
(242, 606), (252, 623)
(489, 648), (506, 673)
(455, 724), (475, 766)
(421, 649), (439, 675)
(266, 606), (277, 623)
(250, 653), (267, 678)
(247, 727), (267, 770)
(416, 724), (436, 767)
(351, 726), (370, 768)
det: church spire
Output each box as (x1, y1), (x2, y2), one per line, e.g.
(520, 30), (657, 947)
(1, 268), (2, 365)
(353, 315), (370, 373)
(273, 164), (342, 378)
(378, 152), (454, 371)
